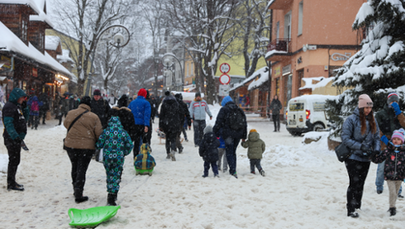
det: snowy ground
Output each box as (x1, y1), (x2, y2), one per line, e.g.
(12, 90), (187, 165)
(0, 104), (404, 228)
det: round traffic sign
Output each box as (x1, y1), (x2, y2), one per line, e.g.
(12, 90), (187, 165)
(219, 63), (230, 74)
(219, 73), (231, 85)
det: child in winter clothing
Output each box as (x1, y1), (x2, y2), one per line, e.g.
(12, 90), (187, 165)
(199, 125), (220, 177)
(372, 128), (405, 216)
(96, 116), (134, 206)
(134, 143), (156, 175)
(241, 129), (266, 176)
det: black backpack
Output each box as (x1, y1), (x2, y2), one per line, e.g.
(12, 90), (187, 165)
(227, 105), (245, 130)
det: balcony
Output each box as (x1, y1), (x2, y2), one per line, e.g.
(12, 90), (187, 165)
(265, 38), (291, 62)
(268, 0), (294, 10)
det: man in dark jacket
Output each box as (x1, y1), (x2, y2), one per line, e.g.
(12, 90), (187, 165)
(269, 95), (282, 132)
(90, 89), (111, 129)
(109, 94), (137, 142)
(175, 93), (191, 153)
(2, 88), (29, 191)
(375, 92), (405, 196)
(159, 91), (181, 161)
(213, 96), (247, 178)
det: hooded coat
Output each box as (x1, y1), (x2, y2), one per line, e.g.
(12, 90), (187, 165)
(213, 96), (247, 140)
(2, 88), (29, 141)
(64, 104), (103, 150)
(241, 131), (266, 159)
(109, 95), (137, 141)
(372, 142), (405, 181)
(134, 143), (156, 170)
(159, 94), (181, 133)
(28, 96), (42, 116)
(199, 126), (220, 161)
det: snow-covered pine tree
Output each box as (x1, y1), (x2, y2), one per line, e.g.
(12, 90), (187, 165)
(326, 0), (405, 137)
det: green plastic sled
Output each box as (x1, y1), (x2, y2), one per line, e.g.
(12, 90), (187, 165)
(68, 206), (120, 228)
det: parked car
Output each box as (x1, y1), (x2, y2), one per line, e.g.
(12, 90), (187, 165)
(286, 94), (336, 136)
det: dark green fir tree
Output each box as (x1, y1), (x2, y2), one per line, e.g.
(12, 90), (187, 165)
(326, 0), (405, 137)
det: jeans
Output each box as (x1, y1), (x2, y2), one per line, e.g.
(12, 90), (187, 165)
(345, 159), (370, 214)
(66, 148), (94, 191)
(250, 159), (263, 173)
(225, 137), (240, 175)
(5, 139), (22, 186)
(217, 148), (228, 170)
(375, 160), (402, 194)
(203, 160), (219, 176)
(193, 120), (206, 146)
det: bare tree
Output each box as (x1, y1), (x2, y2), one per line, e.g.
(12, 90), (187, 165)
(50, 0), (131, 95)
(164, 0), (239, 104)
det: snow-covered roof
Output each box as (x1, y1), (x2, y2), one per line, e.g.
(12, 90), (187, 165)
(298, 76), (335, 91)
(0, 21), (75, 81)
(265, 49), (288, 59)
(266, 0), (275, 9)
(29, 0), (53, 27)
(230, 66), (269, 91)
(248, 67), (270, 90)
(57, 49), (74, 63)
(0, 0), (41, 14)
(45, 36), (60, 50)
(290, 94), (338, 102)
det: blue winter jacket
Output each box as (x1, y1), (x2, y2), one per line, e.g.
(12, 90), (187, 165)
(341, 107), (381, 162)
(213, 96), (247, 140)
(128, 96), (151, 126)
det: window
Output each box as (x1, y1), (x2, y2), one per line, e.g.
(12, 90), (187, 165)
(284, 12), (291, 39)
(298, 1), (303, 35)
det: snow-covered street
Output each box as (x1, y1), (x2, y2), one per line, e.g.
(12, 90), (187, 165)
(0, 104), (404, 228)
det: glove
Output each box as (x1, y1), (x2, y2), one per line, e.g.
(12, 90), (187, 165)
(381, 135), (389, 145)
(19, 133), (26, 140)
(368, 150), (380, 159)
(391, 102), (402, 116)
(360, 144), (371, 152)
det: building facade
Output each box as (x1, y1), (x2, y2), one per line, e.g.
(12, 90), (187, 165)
(266, 0), (367, 113)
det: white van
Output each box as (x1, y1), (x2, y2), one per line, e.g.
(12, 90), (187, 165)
(286, 94), (336, 136)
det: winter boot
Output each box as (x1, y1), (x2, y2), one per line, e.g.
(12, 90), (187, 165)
(74, 189), (89, 203)
(259, 169), (265, 177)
(107, 193), (117, 206)
(170, 149), (176, 161)
(389, 207), (396, 216)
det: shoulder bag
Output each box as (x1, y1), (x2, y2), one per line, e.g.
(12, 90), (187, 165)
(63, 110), (89, 150)
(335, 129), (372, 162)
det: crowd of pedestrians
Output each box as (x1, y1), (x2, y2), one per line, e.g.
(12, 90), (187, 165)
(3, 87), (405, 219)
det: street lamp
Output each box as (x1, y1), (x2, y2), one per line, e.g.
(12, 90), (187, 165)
(85, 25), (130, 96)
(162, 53), (184, 92)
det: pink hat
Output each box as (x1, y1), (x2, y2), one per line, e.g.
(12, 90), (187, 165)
(358, 94), (373, 108)
(391, 129), (404, 144)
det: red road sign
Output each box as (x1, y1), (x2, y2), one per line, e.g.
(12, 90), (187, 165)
(219, 63), (230, 74)
(220, 73), (231, 85)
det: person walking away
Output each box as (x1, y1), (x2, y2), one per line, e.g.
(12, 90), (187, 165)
(96, 116), (133, 206)
(217, 133), (228, 172)
(38, 92), (49, 125)
(143, 90), (156, 146)
(269, 95), (282, 132)
(64, 96), (103, 203)
(175, 93), (191, 153)
(189, 92), (213, 147)
(371, 129), (405, 216)
(28, 95), (42, 130)
(341, 94), (380, 218)
(159, 91), (181, 161)
(90, 89), (111, 129)
(2, 88), (29, 191)
(128, 88), (151, 157)
(375, 92), (404, 197)
(58, 92), (70, 125)
(109, 94), (137, 143)
(213, 96), (247, 178)
(241, 129), (266, 176)
(199, 125), (220, 177)
(134, 143), (156, 176)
